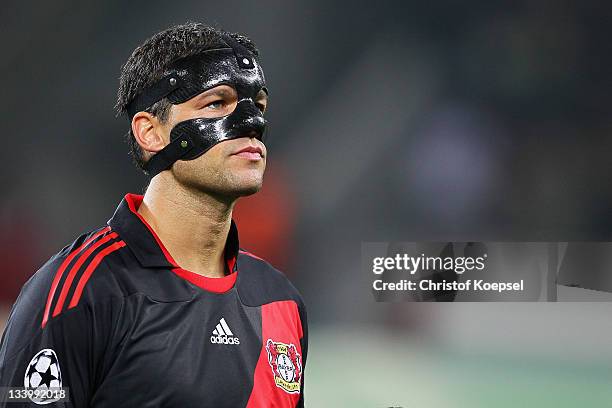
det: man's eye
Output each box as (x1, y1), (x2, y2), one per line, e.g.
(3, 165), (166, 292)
(205, 100), (224, 110)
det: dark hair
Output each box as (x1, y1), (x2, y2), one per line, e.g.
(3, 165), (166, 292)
(116, 22), (259, 171)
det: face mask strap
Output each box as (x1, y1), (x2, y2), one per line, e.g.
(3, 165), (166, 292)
(126, 47), (233, 119)
(142, 128), (198, 177)
(142, 97), (267, 177)
(220, 34), (257, 70)
(126, 35), (256, 118)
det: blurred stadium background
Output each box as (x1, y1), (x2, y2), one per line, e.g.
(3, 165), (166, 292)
(2, 1), (612, 406)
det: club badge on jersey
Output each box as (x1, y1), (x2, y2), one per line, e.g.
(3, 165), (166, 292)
(265, 339), (302, 394)
(126, 34), (268, 178)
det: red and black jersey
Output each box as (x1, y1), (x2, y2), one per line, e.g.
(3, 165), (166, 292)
(0, 194), (308, 407)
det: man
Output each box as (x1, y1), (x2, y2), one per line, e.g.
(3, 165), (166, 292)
(0, 22), (307, 407)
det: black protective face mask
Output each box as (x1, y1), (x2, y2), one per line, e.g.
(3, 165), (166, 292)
(126, 35), (267, 177)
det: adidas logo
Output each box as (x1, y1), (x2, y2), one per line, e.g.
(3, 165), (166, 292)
(210, 317), (240, 345)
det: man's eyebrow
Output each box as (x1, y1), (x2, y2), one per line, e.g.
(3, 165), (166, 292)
(197, 87), (234, 99)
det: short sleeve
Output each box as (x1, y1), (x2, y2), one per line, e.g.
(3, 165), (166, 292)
(0, 256), (121, 407)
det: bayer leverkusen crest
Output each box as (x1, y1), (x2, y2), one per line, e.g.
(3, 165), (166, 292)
(265, 339), (302, 394)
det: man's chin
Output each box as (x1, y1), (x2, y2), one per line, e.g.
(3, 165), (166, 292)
(201, 181), (263, 201)
(232, 182), (263, 197)
(227, 171), (265, 197)
(173, 164), (264, 198)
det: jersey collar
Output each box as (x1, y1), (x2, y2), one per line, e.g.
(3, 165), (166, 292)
(107, 193), (239, 273)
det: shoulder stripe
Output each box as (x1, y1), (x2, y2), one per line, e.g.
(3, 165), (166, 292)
(42, 226), (110, 328)
(68, 240), (126, 309)
(52, 232), (118, 318)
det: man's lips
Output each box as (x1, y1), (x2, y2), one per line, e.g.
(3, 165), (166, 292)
(231, 145), (264, 160)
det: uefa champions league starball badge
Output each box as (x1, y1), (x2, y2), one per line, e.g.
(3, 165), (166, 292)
(23, 349), (63, 404)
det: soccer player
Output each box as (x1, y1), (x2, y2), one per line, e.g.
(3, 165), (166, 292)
(0, 23), (308, 407)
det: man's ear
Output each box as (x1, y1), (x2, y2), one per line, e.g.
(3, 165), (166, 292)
(131, 111), (167, 154)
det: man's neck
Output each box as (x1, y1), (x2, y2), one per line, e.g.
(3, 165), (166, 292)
(137, 174), (235, 278)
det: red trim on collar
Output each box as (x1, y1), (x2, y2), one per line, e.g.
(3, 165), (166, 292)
(124, 193), (237, 293)
(172, 267), (237, 294)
